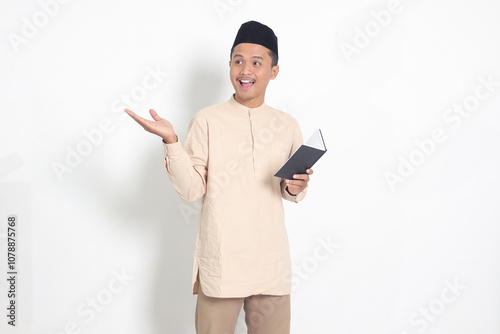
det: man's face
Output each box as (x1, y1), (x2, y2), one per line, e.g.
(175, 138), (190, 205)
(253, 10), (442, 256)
(229, 43), (279, 108)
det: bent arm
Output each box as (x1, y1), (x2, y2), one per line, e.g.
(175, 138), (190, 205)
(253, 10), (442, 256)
(163, 115), (208, 203)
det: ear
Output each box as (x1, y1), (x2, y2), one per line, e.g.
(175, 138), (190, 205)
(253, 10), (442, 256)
(270, 65), (279, 80)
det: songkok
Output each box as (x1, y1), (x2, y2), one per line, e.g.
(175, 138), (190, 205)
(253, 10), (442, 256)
(232, 21), (278, 60)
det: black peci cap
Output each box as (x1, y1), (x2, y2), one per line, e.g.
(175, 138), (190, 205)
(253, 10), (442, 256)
(232, 21), (278, 60)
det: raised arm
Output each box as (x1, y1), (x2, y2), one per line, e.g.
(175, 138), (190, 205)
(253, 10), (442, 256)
(124, 108), (208, 203)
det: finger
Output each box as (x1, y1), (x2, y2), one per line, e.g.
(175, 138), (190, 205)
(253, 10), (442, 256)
(307, 169), (314, 174)
(287, 184), (304, 194)
(292, 174), (309, 181)
(124, 108), (137, 118)
(124, 108), (143, 122)
(286, 179), (306, 186)
(149, 109), (162, 121)
(124, 109), (151, 128)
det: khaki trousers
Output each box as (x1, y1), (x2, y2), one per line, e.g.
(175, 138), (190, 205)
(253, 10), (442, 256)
(195, 274), (291, 334)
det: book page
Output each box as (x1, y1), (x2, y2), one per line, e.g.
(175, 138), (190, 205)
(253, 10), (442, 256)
(304, 129), (326, 151)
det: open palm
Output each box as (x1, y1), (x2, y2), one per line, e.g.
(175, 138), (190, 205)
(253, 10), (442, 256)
(124, 108), (177, 143)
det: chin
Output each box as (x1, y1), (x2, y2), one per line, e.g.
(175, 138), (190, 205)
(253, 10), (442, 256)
(236, 93), (253, 101)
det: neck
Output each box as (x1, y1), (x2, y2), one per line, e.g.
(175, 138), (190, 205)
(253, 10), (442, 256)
(233, 94), (265, 108)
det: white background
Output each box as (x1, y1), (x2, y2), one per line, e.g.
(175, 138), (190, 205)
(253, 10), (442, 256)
(1, 0), (500, 333)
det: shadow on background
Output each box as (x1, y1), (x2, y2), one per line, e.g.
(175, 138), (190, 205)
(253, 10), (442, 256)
(149, 64), (229, 334)
(82, 63), (227, 333)
(150, 64), (227, 333)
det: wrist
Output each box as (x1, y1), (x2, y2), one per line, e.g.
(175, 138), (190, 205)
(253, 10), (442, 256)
(162, 134), (178, 144)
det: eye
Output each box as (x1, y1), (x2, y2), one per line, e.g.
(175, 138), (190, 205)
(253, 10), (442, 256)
(235, 60), (243, 65)
(253, 61), (261, 66)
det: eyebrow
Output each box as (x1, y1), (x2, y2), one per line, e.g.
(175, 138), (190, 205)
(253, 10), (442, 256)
(233, 54), (265, 60)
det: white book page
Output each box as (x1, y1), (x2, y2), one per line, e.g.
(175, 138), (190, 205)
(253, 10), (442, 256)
(304, 129), (326, 151)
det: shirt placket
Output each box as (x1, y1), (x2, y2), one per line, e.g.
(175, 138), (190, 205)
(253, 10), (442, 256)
(248, 109), (261, 180)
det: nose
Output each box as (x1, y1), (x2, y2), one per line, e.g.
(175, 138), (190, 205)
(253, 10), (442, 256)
(240, 62), (253, 76)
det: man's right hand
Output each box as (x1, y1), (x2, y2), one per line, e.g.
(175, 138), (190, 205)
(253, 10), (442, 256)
(124, 108), (178, 143)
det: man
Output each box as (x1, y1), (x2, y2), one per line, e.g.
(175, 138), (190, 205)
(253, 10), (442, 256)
(124, 20), (313, 334)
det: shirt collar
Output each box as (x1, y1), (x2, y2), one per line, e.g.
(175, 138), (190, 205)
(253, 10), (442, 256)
(229, 94), (268, 113)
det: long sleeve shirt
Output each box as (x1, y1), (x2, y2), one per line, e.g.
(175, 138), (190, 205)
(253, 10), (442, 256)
(162, 94), (307, 298)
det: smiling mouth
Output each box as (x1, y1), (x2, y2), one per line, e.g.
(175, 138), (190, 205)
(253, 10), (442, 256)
(239, 79), (255, 90)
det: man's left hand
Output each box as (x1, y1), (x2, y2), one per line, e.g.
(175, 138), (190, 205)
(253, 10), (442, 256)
(285, 169), (313, 195)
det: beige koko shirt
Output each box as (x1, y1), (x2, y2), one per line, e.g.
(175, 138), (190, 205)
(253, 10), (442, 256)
(162, 95), (308, 298)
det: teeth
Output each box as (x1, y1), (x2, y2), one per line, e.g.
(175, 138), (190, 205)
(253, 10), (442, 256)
(240, 80), (252, 83)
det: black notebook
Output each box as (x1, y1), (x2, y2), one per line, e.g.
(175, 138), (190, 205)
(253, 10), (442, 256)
(274, 129), (327, 179)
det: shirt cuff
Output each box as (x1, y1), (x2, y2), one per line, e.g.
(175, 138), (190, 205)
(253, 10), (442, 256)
(162, 138), (184, 160)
